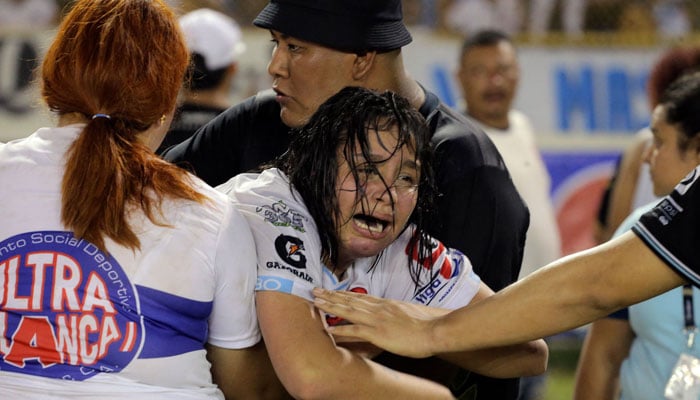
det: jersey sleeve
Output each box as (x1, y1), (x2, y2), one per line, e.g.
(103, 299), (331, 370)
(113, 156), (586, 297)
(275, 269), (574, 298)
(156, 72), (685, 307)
(220, 171), (324, 302)
(631, 167), (700, 286)
(207, 200), (261, 349)
(379, 227), (482, 310)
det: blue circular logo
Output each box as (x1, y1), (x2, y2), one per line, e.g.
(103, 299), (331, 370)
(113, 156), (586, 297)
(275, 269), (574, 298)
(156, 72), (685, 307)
(0, 231), (142, 380)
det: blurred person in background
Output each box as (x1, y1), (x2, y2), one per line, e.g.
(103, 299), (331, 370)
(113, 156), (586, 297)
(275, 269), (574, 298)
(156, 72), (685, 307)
(456, 29), (561, 283)
(529, 0), (587, 38)
(455, 28), (561, 400)
(0, 0), (58, 28)
(652, 0), (691, 39)
(157, 7), (246, 153)
(595, 45), (700, 244)
(574, 71), (700, 400)
(0, 0), (284, 398)
(444, 0), (523, 36)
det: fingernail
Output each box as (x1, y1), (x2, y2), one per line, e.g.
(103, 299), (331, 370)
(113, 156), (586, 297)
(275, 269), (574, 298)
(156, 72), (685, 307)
(312, 287), (323, 295)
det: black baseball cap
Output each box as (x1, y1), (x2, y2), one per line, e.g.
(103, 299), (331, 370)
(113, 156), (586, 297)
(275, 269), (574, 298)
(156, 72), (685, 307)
(253, 0), (413, 52)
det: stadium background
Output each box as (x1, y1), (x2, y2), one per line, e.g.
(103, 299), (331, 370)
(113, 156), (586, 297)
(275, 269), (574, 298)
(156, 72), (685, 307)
(2, 1), (699, 397)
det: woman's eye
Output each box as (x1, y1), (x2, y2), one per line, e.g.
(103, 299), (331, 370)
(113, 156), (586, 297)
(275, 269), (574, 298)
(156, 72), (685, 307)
(359, 165), (379, 176)
(395, 175), (417, 188)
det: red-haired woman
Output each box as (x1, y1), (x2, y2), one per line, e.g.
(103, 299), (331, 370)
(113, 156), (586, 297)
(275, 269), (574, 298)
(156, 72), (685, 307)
(0, 0), (283, 398)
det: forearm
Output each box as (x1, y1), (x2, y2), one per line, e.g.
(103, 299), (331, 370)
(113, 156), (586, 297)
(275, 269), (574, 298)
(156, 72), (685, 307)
(430, 233), (683, 353)
(259, 292), (454, 399)
(573, 318), (632, 400)
(573, 344), (621, 400)
(280, 340), (455, 399)
(390, 297), (548, 378)
(418, 303), (549, 378)
(437, 339), (548, 378)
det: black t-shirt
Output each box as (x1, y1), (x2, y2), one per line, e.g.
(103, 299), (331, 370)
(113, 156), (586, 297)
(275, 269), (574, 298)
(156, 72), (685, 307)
(633, 166), (700, 284)
(157, 102), (227, 154)
(162, 88), (529, 400)
(162, 90), (289, 183)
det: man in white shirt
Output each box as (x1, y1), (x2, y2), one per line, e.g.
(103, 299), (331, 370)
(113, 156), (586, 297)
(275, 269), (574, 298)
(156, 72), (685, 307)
(456, 29), (561, 281)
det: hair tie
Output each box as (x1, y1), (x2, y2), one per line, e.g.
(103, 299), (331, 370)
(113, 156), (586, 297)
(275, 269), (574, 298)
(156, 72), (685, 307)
(91, 113), (111, 120)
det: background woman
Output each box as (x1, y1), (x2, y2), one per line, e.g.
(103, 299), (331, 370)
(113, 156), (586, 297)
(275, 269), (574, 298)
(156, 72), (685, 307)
(574, 71), (700, 400)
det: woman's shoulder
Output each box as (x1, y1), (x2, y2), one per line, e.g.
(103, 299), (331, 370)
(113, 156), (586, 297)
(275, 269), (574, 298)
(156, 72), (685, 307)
(216, 168), (296, 204)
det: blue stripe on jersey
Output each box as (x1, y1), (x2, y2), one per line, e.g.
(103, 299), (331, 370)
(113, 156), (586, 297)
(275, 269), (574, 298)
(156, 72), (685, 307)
(256, 276), (294, 293)
(136, 285), (212, 358)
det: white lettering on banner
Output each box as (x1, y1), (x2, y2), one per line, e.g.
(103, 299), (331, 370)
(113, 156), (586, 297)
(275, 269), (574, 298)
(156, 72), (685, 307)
(0, 250), (132, 368)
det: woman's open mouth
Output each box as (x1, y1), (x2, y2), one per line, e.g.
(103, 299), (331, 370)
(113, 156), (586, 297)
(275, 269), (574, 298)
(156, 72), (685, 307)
(353, 214), (388, 234)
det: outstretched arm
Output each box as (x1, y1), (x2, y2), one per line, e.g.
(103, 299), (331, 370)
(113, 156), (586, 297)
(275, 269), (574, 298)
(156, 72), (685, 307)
(333, 295), (549, 378)
(419, 283), (548, 378)
(313, 232), (685, 357)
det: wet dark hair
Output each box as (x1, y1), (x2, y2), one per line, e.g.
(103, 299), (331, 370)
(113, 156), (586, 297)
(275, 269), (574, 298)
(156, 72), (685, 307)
(276, 86), (436, 285)
(660, 71), (700, 153)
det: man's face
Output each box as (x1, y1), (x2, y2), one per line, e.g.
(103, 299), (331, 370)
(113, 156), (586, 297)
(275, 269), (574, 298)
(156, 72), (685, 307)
(456, 41), (519, 128)
(267, 30), (358, 128)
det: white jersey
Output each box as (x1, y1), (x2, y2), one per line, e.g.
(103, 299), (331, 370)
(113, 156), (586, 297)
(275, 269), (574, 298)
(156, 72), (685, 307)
(219, 169), (481, 318)
(475, 110), (562, 278)
(0, 126), (259, 399)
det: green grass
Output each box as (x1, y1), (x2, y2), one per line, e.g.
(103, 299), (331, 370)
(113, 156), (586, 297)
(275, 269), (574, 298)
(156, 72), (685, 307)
(542, 333), (584, 400)
(543, 367), (576, 400)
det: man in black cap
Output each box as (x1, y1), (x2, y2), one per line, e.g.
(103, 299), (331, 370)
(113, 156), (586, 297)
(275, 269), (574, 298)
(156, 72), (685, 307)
(162, 1), (530, 398)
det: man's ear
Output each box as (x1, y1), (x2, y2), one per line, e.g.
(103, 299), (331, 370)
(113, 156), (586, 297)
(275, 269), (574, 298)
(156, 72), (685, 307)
(352, 51), (376, 80)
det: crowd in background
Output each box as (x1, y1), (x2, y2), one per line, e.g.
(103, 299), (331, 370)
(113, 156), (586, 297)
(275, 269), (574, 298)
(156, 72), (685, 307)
(185, 0), (700, 41)
(4, 0), (698, 42)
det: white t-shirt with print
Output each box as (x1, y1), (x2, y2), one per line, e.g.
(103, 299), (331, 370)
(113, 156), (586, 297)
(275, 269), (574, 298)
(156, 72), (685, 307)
(0, 126), (259, 399)
(219, 168), (481, 317)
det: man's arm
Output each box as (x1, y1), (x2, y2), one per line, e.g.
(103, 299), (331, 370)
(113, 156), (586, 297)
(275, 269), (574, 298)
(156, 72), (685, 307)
(313, 232), (685, 357)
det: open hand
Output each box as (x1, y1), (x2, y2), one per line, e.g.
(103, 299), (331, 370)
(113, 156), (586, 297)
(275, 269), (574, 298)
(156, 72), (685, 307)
(313, 287), (439, 358)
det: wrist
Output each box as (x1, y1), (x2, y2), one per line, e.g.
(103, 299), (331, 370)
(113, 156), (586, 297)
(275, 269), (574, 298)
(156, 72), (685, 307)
(428, 314), (452, 356)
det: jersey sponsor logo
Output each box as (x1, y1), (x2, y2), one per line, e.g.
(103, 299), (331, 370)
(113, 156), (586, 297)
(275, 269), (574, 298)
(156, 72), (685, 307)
(0, 231), (142, 381)
(256, 200), (307, 232)
(264, 261), (313, 283)
(652, 198), (682, 226)
(325, 287), (368, 326)
(256, 276), (295, 293)
(413, 249), (465, 305)
(274, 234), (307, 269)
